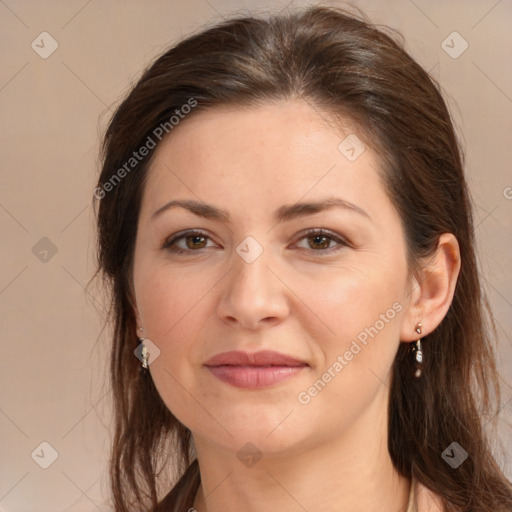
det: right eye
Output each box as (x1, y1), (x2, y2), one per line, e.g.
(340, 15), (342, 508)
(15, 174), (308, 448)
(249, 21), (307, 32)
(162, 230), (217, 254)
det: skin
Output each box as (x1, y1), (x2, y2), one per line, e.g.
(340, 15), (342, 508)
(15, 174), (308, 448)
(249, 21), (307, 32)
(132, 99), (460, 512)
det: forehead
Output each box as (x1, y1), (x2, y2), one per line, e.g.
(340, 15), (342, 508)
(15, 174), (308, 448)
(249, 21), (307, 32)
(140, 99), (388, 222)
(152, 99), (364, 164)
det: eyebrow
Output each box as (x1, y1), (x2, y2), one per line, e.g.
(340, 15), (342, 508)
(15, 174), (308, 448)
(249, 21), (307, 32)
(151, 196), (371, 224)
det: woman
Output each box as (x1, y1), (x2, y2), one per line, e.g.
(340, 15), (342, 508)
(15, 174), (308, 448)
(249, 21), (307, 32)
(93, 5), (512, 511)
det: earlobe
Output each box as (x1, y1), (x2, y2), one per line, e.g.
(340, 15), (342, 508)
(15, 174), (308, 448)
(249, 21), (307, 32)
(400, 233), (461, 342)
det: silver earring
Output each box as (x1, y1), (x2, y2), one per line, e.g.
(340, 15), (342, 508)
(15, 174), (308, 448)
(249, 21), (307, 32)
(141, 342), (149, 369)
(138, 327), (149, 370)
(413, 323), (423, 378)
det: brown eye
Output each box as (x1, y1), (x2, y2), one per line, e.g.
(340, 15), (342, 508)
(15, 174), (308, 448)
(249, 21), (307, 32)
(162, 230), (214, 254)
(185, 234), (207, 250)
(307, 234), (332, 250)
(295, 229), (349, 254)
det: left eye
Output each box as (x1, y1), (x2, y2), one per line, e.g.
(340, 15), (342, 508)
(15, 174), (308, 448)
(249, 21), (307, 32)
(294, 229), (348, 252)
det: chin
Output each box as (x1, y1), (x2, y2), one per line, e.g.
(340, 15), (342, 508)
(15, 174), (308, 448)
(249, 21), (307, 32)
(219, 428), (305, 459)
(191, 403), (312, 457)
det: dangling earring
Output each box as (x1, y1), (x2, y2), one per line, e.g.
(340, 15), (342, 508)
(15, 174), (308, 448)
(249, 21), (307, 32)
(413, 322), (423, 378)
(139, 327), (149, 370)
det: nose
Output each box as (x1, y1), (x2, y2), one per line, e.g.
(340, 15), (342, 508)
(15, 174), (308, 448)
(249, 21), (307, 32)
(216, 244), (290, 330)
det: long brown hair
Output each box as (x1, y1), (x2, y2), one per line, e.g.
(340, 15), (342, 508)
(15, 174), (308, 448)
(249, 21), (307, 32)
(93, 4), (512, 511)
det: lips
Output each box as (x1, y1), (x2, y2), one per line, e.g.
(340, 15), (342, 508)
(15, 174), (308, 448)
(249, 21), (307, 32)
(204, 350), (308, 389)
(204, 350), (307, 367)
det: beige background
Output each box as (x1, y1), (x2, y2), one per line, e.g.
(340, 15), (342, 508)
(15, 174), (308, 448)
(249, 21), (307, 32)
(0, 0), (511, 510)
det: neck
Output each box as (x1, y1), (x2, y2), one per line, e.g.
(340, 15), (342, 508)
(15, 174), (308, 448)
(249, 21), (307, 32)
(191, 391), (410, 511)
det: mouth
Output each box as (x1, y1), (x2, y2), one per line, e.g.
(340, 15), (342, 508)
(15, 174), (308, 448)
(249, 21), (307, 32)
(204, 350), (309, 389)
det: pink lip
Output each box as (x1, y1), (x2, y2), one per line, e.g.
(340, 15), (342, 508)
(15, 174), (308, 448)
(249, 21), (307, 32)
(204, 350), (309, 389)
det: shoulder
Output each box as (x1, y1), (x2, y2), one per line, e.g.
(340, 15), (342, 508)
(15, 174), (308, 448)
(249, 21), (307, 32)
(414, 479), (445, 512)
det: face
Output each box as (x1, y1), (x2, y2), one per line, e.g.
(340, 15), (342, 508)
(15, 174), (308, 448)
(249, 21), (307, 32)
(132, 99), (413, 456)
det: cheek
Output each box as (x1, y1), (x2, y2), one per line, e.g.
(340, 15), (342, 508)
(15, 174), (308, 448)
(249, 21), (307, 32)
(135, 259), (214, 342)
(134, 262), (217, 417)
(297, 261), (405, 350)
(291, 267), (405, 428)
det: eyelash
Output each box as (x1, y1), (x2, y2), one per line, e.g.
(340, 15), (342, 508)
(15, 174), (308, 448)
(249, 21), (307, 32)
(161, 228), (350, 255)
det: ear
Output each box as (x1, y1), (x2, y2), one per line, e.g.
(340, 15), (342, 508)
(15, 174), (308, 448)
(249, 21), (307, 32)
(400, 233), (461, 342)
